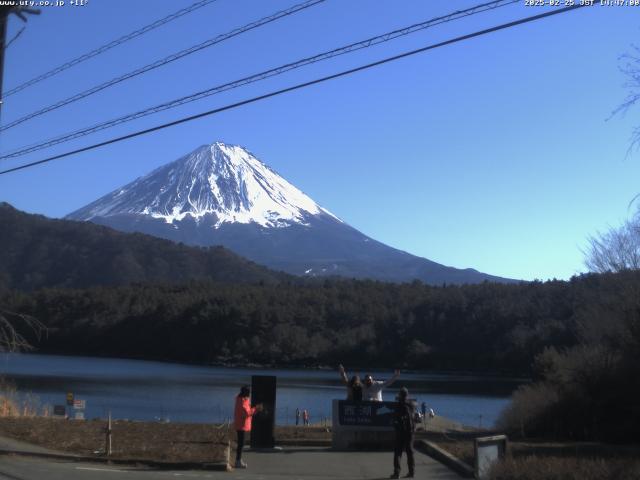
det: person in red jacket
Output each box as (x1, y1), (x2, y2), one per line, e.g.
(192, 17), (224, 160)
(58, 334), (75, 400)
(233, 385), (263, 469)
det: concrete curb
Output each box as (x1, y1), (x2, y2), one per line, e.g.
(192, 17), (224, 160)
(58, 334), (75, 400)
(415, 439), (474, 478)
(276, 440), (331, 447)
(0, 448), (230, 471)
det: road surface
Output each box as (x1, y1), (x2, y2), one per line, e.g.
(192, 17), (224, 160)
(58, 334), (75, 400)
(0, 446), (461, 479)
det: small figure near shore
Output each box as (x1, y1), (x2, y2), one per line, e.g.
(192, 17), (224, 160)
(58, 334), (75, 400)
(295, 407), (300, 426)
(390, 387), (416, 479)
(302, 409), (310, 426)
(233, 385), (263, 469)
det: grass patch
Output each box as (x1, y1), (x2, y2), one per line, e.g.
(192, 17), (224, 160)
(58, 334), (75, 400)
(489, 455), (640, 480)
(0, 417), (229, 463)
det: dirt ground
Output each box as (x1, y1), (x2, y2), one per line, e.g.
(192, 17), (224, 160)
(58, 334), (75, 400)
(0, 417), (229, 463)
(0, 416), (339, 463)
(11, 413), (637, 478)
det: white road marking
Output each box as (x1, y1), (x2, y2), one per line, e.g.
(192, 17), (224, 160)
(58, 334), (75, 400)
(75, 467), (127, 473)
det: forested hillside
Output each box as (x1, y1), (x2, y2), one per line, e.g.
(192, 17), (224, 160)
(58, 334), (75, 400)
(4, 271), (637, 376)
(0, 203), (287, 289)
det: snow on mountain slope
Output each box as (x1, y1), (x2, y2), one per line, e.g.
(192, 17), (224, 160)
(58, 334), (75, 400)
(67, 140), (516, 285)
(69, 142), (340, 228)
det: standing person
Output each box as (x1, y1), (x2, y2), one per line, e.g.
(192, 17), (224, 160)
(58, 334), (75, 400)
(295, 407), (300, 426)
(421, 401), (427, 428)
(349, 376), (363, 402)
(233, 385), (263, 469)
(390, 387), (416, 479)
(302, 409), (309, 426)
(338, 364), (361, 400)
(363, 370), (400, 401)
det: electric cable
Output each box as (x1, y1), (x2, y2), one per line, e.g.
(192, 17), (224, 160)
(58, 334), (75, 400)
(0, 4), (590, 176)
(2, 0), (219, 98)
(0, 0), (326, 132)
(0, 0), (519, 160)
(3, 26), (25, 51)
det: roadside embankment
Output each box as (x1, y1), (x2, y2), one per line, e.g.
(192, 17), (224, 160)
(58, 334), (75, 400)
(0, 417), (229, 465)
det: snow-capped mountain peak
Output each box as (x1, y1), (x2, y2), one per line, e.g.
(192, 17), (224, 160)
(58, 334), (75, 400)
(68, 141), (340, 228)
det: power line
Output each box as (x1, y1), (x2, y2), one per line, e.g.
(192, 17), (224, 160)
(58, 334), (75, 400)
(4, 25), (25, 50)
(0, 0), (326, 132)
(0, 4), (590, 177)
(2, 0), (219, 99)
(0, 0), (519, 161)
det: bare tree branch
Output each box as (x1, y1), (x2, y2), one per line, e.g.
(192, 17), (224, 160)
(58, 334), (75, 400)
(0, 308), (46, 352)
(584, 215), (640, 273)
(609, 45), (640, 156)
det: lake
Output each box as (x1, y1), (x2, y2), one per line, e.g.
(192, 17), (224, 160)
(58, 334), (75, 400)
(0, 353), (522, 428)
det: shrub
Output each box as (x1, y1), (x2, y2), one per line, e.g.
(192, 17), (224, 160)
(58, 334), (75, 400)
(496, 382), (559, 438)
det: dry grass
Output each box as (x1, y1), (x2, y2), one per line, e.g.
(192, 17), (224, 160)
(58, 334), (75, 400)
(0, 417), (229, 463)
(489, 455), (640, 480)
(0, 378), (50, 418)
(424, 432), (640, 480)
(0, 418), (331, 463)
(0, 397), (20, 417)
(426, 435), (475, 465)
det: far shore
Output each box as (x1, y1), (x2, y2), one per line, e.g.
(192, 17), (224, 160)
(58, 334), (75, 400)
(3, 351), (531, 382)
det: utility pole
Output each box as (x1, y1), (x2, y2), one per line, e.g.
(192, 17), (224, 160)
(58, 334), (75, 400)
(0, 6), (12, 121)
(0, 5), (40, 123)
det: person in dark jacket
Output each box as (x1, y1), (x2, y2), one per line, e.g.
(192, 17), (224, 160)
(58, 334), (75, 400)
(349, 375), (363, 402)
(338, 364), (365, 401)
(390, 387), (415, 479)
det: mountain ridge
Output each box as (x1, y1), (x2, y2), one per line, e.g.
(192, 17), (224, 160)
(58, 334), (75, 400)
(66, 141), (517, 285)
(0, 202), (288, 290)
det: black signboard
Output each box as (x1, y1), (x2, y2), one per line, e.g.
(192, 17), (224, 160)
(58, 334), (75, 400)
(53, 405), (66, 417)
(338, 400), (396, 427)
(250, 375), (276, 448)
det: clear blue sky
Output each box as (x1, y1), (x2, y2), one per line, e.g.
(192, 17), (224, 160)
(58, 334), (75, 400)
(1, 0), (638, 281)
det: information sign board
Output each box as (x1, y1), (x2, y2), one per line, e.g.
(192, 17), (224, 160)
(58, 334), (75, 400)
(53, 405), (66, 417)
(337, 400), (395, 427)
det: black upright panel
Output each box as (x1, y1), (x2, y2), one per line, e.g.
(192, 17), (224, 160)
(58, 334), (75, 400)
(250, 375), (276, 448)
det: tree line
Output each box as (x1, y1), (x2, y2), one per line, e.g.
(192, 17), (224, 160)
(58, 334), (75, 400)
(1, 262), (638, 441)
(2, 270), (636, 377)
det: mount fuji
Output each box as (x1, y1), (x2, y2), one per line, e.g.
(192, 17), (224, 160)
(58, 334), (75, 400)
(67, 142), (512, 284)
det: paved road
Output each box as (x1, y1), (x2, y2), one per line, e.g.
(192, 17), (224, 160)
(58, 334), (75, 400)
(0, 447), (461, 479)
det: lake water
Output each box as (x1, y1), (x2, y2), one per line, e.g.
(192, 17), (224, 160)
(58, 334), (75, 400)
(0, 353), (521, 428)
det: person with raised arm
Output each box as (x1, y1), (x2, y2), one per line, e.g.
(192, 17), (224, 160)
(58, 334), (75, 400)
(338, 364), (364, 401)
(339, 365), (399, 401)
(363, 369), (400, 402)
